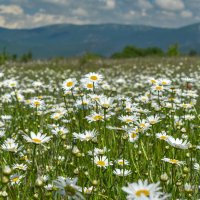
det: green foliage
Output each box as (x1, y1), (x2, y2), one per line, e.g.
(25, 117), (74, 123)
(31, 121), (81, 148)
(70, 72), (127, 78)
(79, 52), (103, 66)
(20, 51), (33, 62)
(111, 45), (164, 58)
(167, 43), (180, 57)
(188, 49), (198, 57)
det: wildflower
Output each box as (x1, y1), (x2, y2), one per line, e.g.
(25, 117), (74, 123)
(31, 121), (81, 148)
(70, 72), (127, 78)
(97, 96), (114, 109)
(85, 72), (103, 83)
(62, 78), (77, 90)
(122, 180), (168, 199)
(51, 127), (69, 136)
(83, 186), (94, 194)
(0, 130), (5, 138)
(23, 132), (51, 145)
(54, 176), (84, 199)
(88, 147), (109, 156)
(113, 169), (132, 176)
(152, 85), (164, 92)
(166, 137), (190, 149)
(136, 119), (151, 131)
(73, 129), (97, 142)
(94, 156), (110, 168)
(1, 138), (21, 153)
(184, 183), (194, 193)
(158, 79), (171, 86)
(10, 174), (24, 185)
(156, 132), (169, 141)
(147, 115), (160, 125)
(119, 115), (138, 124)
(13, 164), (27, 171)
(128, 128), (139, 142)
(161, 158), (185, 166)
(194, 163), (200, 171)
(86, 112), (104, 122)
(116, 159), (129, 166)
(30, 98), (45, 109)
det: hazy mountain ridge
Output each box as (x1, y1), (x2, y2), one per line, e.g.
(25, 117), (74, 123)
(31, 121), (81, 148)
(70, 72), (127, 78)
(0, 23), (199, 58)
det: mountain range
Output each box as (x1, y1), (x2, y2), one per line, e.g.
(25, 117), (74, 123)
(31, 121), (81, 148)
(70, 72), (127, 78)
(0, 23), (200, 58)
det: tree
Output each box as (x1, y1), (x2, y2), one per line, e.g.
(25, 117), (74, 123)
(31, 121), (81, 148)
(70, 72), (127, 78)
(167, 43), (180, 56)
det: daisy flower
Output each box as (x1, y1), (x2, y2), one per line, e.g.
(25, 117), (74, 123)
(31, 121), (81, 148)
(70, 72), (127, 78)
(83, 186), (94, 194)
(194, 163), (200, 171)
(94, 156), (110, 168)
(53, 176), (84, 199)
(147, 115), (160, 125)
(73, 129), (97, 142)
(23, 132), (51, 145)
(1, 138), (21, 153)
(113, 169), (132, 177)
(116, 159), (129, 166)
(30, 98), (45, 109)
(122, 180), (168, 199)
(97, 96), (114, 109)
(85, 72), (103, 83)
(161, 158), (185, 166)
(10, 174), (24, 185)
(128, 128), (139, 143)
(136, 119), (151, 131)
(156, 132), (169, 141)
(166, 137), (190, 149)
(152, 85), (164, 92)
(158, 79), (171, 86)
(62, 78), (77, 91)
(86, 112), (104, 122)
(81, 79), (98, 91)
(119, 115), (138, 124)
(13, 164), (27, 171)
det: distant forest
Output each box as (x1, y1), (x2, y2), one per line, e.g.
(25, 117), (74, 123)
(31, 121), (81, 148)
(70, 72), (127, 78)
(0, 43), (198, 63)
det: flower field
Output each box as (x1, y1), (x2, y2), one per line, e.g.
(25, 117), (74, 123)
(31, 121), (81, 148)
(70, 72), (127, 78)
(0, 58), (200, 199)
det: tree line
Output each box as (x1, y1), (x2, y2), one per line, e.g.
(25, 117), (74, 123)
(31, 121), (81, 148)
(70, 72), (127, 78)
(111, 44), (198, 58)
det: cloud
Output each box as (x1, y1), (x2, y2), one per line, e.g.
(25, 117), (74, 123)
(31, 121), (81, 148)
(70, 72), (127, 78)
(180, 10), (193, 18)
(138, 0), (153, 10)
(42, 0), (69, 5)
(102, 0), (116, 10)
(0, 4), (24, 15)
(155, 0), (185, 11)
(72, 8), (88, 17)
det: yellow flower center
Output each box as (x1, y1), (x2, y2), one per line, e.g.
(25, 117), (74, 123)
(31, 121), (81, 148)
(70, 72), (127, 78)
(162, 81), (167, 85)
(102, 103), (109, 108)
(12, 177), (19, 182)
(32, 138), (42, 143)
(160, 136), (168, 140)
(34, 101), (41, 106)
(87, 83), (93, 89)
(97, 160), (105, 166)
(135, 189), (150, 197)
(170, 159), (178, 164)
(118, 161), (124, 165)
(155, 86), (162, 91)
(131, 133), (137, 138)
(140, 123), (146, 128)
(90, 75), (98, 81)
(125, 119), (133, 123)
(93, 115), (103, 121)
(66, 81), (73, 87)
(151, 80), (156, 84)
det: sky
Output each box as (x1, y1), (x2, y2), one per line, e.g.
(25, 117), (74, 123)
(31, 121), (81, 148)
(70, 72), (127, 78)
(0, 0), (200, 29)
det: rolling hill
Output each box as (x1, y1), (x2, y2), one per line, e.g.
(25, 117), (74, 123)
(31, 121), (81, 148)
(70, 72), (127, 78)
(0, 23), (200, 58)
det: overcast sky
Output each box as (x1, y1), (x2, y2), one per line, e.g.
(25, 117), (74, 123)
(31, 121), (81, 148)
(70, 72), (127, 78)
(0, 0), (200, 29)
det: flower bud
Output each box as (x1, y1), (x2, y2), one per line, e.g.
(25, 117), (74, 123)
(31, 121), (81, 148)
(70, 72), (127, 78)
(3, 166), (12, 175)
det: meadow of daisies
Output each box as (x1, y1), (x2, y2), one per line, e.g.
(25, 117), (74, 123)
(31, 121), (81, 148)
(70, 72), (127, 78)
(0, 57), (199, 199)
